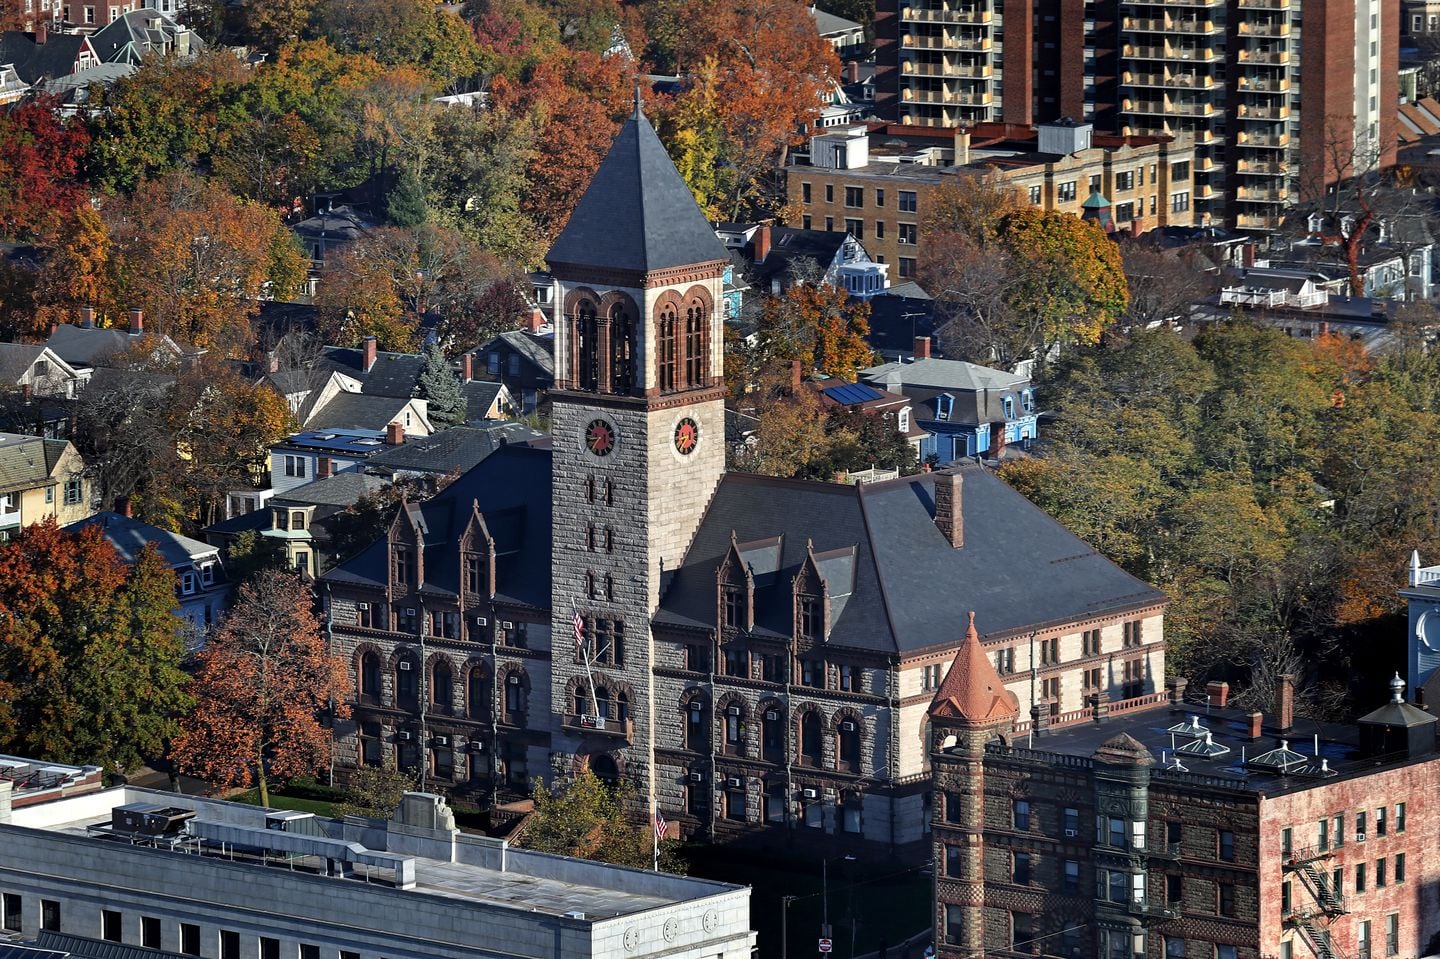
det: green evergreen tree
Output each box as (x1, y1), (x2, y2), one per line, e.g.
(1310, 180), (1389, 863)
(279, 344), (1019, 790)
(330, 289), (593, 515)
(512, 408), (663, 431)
(418, 341), (467, 427)
(385, 168), (429, 227)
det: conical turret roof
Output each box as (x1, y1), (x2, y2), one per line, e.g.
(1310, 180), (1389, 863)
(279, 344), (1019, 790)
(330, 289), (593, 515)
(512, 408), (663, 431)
(928, 612), (1020, 725)
(545, 104), (728, 275)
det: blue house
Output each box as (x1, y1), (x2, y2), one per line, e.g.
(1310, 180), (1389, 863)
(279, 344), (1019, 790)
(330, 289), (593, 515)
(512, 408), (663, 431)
(860, 354), (1037, 462)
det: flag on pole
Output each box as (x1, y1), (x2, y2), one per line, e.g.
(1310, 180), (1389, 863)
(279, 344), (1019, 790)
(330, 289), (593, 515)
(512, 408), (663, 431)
(653, 808), (667, 846)
(573, 608), (585, 650)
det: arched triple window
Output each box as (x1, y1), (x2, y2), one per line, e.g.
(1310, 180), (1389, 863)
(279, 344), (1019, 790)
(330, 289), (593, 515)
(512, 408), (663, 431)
(657, 302), (679, 392)
(359, 651), (382, 704)
(684, 298), (706, 388)
(610, 304), (636, 394)
(574, 300), (600, 391)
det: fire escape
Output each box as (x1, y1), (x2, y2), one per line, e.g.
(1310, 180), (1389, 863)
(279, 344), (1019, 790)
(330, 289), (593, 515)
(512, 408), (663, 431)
(1283, 846), (1349, 959)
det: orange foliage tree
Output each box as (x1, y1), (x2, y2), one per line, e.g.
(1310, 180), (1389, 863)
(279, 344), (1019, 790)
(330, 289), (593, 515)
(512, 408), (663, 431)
(753, 283), (873, 382)
(172, 570), (351, 806)
(0, 96), (90, 240)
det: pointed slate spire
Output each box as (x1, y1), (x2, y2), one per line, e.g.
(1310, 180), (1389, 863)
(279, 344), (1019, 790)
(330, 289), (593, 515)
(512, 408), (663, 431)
(545, 109), (728, 275)
(927, 612), (1020, 726)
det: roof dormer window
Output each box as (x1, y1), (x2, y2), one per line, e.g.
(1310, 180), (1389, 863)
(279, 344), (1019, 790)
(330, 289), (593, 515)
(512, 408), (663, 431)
(935, 394), (954, 422)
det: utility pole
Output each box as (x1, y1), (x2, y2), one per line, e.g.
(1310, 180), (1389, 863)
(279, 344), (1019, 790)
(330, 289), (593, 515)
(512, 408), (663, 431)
(781, 896), (795, 959)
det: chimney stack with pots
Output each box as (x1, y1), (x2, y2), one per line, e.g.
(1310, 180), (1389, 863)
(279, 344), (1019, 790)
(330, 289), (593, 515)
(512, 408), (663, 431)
(1277, 674), (1295, 733)
(385, 421), (405, 445)
(914, 336), (931, 360)
(932, 470), (964, 548)
(363, 335), (378, 373)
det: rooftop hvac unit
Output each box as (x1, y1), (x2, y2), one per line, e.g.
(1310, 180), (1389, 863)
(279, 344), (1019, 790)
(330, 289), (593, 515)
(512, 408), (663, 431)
(398, 661), (412, 670)
(801, 788), (819, 800)
(765, 710), (780, 721)
(726, 777), (743, 788)
(112, 804), (195, 837)
(689, 771), (705, 782)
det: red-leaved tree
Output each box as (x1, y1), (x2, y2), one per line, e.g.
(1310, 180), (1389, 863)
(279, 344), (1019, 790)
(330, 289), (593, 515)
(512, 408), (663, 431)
(0, 97), (90, 239)
(171, 569), (350, 805)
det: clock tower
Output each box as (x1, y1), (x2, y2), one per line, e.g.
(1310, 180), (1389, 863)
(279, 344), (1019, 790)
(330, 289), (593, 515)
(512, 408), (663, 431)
(544, 99), (729, 810)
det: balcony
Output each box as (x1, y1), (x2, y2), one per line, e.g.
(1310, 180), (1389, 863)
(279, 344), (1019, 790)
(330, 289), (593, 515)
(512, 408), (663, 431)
(1126, 98), (1213, 117)
(1123, 44), (1215, 61)
(1123, 16), (1218, 33)
(1237, 103), (1290, 120)
(1237, 0), (1289, 7)
(1238, 19), (1289, 36)
(902, 88), (993, 105)
(903, 34), (992, 51)
(1237, 48), (1290, 64)
(1237, 76), (1289, 93)
(1124, 71), (1213, 90)
(901, 6), (992, 24)
(1235, 186), (1287, 202)
(1237, 131), (1289, 147)
(901, 61), (952, 77)
(1235, 213), (1283, 230)
(562, 713), (636, 741)
(1236, 160), (1287, 175)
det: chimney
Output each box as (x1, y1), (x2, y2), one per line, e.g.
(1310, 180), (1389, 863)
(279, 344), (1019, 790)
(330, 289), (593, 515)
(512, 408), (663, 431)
(317, 456), (333, 479)
(952, 128), (970, 166)
(462, 352), (474, 383)
(21, 384), (32, 403)
(754, 225), (772, 264)
(932, 470), (963, 548)
(116, 496), (133, 518)
(363, 335), (378, 373)
(128, 308), (144, 335)
(266, 351), (279, 375)
(385, 421), (405, 445)
(1277, 674), (1295, 733)
(1248, 711), (1264, 741)
(1168, 677), (1188, 704)
(846, 60), (859, 84)
(80, 305), (95, 328)
(1130, 216), (1144, 239)
(913, 336), (931, 360)
(1205, 680), (1229, 708)
(49, 321), (57, 336)
(526, 307), (546, 333)
(35, 20), (46, 43)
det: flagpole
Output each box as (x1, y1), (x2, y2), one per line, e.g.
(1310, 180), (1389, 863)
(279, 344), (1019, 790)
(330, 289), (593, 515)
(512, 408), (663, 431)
(574, 605), (600, 721)
(652, 800), (660, 872)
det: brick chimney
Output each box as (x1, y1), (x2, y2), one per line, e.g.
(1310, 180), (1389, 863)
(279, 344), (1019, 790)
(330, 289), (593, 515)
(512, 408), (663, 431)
(35, 21), (46, 43)
(932, 470), (963, 548)
(526, 307), (546, 333)
(80, 305), (95, 328)
(1130, 216), (1144, 238)
(385, 421), (404, 445)
(266, 351), (279, 374)
(21, 384), (32, 403)
(1168, 677), (1188, 704)
(790, 358), (803, 393)
(362, 335), (378, 373)
(846, 60), (859, 84)
(316, 456), (333, 479)
(461, 352), (474, 383)
(754, 225), (772, 264)
(913, 336), (931, 360)
(1277, 674), (1295, 733)
(128, 308), (143, 335)
(116, 496), (133, 518)
(1205, 680), (1229, 708)
(1248, 711), (1264, 740)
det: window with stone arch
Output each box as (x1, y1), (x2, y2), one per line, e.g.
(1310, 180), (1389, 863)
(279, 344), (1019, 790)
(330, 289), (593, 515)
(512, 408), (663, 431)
(683, 296), (706, 388)
(572, 295), (600, 391)
(656, 298), (680, 392)
(467, 663), (490, 721)
(609, 301), (637, 394)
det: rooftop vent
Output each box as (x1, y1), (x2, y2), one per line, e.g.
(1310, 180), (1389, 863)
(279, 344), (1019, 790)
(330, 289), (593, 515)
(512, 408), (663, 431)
(1167, 715), (1208, 738)
(1246, 739), (1309, 774)
(1176, 731), (1231, 758)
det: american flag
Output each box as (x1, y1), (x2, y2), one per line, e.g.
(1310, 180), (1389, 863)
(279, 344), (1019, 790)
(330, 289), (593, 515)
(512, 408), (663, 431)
(573, 608), (585, 650)
(653, 808), (667, 846)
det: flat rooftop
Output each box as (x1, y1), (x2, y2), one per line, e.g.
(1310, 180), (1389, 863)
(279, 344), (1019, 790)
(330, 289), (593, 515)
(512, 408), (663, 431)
(8, 787), (733, 921)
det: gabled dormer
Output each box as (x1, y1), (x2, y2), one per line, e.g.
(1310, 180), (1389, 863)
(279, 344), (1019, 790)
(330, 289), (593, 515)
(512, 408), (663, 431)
(387, 500), (424, 597)
(716, 531), (755, 633)
(459, 499), (495, 604)
(793, 541), (830, 643)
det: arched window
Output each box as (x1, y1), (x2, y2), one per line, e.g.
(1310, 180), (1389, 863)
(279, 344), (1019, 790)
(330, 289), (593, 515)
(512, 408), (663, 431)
(360, 721), (383, 766)
(762, 705), (786, 764)
(799, 712), (823, 767)
(467, 666), (490, 720)
(684, 697), (708, 751)
(837, 717), (861, 773)
(502, 670), (527, 724)
(610, 305), (636, 394)
(722, 701), (746, 757)
(590, 754), (619, 785)
(575, 300), (599, 391)
(432, 660), (453, 712)
(395, 653), (419, 711)
(594, 687), (612, 720)
(684, 299), (706, 388)
(657, 304), (679, 392)
(360, 652), (382, 704)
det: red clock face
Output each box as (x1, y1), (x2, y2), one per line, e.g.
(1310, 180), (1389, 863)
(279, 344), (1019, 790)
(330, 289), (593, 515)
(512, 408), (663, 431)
(674, 417), (700, 455)
(585, 419), (616, 456)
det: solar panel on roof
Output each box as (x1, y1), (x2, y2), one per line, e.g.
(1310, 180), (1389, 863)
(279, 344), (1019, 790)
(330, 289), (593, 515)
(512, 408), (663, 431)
(823, 383), (884, 405)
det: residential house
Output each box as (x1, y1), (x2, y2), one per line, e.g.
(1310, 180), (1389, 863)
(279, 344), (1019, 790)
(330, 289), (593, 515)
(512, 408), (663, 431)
(303, 391), (433, 437)
(0, 432), (92, 540)
(361, 421), (546, 482)
(290, 205), (375, 295)
(67, 506), (230, 635)
(45, 308), (187, 372)
(62, 0), (140, 31)
(0, 26), (97, 85)
(717, 223), (888, 302)
(865, 289), (937, 361)
(209, 471), (387, 577)
(464, 326), (555, 415)
(87, 9), (201, 64)
(812, 374), (928, 459)
(0, 343), (85, 398)
(810, 4), (865, 60)
(0, 64), (29, 104)
(266, 425), (402, 497)
(861, 341), (1037, 461)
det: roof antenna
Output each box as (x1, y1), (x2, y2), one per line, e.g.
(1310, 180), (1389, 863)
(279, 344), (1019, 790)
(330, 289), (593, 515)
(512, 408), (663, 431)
(633, 76), (643, 120)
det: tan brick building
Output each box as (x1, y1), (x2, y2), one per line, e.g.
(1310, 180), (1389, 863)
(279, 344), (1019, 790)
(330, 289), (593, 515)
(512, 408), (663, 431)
(786, 120), (1196, 281)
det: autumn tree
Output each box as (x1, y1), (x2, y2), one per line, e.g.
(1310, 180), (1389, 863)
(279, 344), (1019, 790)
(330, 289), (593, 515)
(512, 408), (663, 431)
(1119, 240), (1217, 328)
(751, 283), (873, 382)
(212, 111), (325, 207)
(0, 521), (191, 772)
(172, 569), (351, 806)
(0, 97), (90, 239)
(327, 476), (437, 562)
(520, 769), (684, 872)
(332, 761), (417, 819)
(31, 206), (115, 338)
(437, 276), (530, 357)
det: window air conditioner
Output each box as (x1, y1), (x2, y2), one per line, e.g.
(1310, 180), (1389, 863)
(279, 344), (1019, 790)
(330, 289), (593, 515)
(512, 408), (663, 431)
(357, 602), (369, 610)
(1065, 828), (1078, 838)
(765, 710), (780, 721)
(398, 661), (412, 671)
(727, 705), (742, 716)
(396, 731), (414, 741)
(726, 777), (744, 788)
(1356, 833), (1366, 842)
(434, 736), (449, 747)
(802, 788), (819, 800)
(475, 616), (488, 626)
(507, 674), (521, 685)
(689, 771), (705, 782)
(501, 621), (514, 630)
(404, 607), (416, 616)
(468, 741), (484, 752)
(840, 721), (856, 732)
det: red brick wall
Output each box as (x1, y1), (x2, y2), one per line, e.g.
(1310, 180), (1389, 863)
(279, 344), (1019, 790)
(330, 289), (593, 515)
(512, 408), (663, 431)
(1299, 0), (1358, 199)
(1381, 0), (1401, 170)
(1056, 0), (1087, 122)
(1258, 758), (1440, 958)
(1001, 0), (1035, 126)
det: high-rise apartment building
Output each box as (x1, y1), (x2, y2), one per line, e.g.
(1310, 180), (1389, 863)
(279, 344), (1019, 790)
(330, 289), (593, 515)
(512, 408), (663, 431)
(875, 0), (1399, 231)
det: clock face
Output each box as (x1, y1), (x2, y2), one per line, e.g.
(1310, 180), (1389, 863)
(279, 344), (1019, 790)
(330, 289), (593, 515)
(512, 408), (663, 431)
(585, 419), (616, 457)
(674, 417), (700, 455)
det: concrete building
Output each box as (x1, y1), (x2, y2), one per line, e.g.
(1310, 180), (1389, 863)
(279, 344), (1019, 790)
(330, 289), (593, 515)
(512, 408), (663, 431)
(787, 120), (1196, 277)
(927, 616), (1440, 959)
(0, 787), (755, 959)
(873, 0), (1400, 232)
(322, 103), (1169, 853)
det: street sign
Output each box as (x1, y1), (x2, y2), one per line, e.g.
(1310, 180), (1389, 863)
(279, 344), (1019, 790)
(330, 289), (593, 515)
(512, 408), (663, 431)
(818, 940), (833, 954)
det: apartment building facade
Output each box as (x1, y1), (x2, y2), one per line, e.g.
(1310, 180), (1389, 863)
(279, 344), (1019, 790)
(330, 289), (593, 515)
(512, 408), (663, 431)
(874, 0), (1399, 232)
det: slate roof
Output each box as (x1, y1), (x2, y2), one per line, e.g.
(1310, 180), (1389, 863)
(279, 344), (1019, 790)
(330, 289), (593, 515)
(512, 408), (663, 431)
(291, 205), (374, 246)
(280, 471), (386, 507)
(865, 294), (937, 357)
(489, 330), (555, 378)
(929, 611), (1019, 723)
(0, 32), (89, 84)
(67, 512), (217, 568)
(810, 6), (861, 36)
(748, 227), (851, 287)
(461, 379), (506, 417)
(545, 110), (728, 275)
(655, 463), (1166, 654)
(862, 357), (1026, 393)
(304, 392), (419, 432)
(45, 324), (148, 367)
(36, 931), (191, 959)
(323, 445), (553, 610)
(0, 433), (68, 493)
(88, 10), (202, 65)
(81, 367), (177, 396)
(364, 422), (544, 475)
(0, 342), (44, 381)
(319, 346), (424, 397)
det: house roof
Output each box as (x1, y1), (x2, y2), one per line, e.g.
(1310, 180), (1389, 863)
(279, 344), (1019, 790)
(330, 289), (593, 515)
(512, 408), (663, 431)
(460, 379), (506, 416)
(810, 5), (861, 37)
(0, 31), (89, 84)
(861, 357), (1026, 392)
(319, 346), (425, 397)
(34, 931), (191, 959)
(67, 512), (217, 568)
(323, 445), (554, 610)
(304, 393), (419, 433)
(277, 471), (386, 508)
(88, 10), (201, 65)
(291, 205), (375, 245)
(545, 109), (728, 275)
(748, 227), (852, 285)
(0, 433), (69, 493)
(0, 343), (45, 382)
(928, 611), (1020, 724)
(364, 422), (545, 475)
(489, 330), (555, 378)
(44, 324), (152, 367)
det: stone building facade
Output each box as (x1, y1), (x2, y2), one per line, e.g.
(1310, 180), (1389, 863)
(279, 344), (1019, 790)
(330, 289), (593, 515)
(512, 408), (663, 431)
(323, 104), (1171, 853)
(929, 628), (1440, 959)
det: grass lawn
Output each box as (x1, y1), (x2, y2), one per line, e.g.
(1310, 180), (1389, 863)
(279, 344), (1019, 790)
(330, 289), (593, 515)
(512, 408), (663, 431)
(684, 845), (931, 959)
(229, 790), (340, 818)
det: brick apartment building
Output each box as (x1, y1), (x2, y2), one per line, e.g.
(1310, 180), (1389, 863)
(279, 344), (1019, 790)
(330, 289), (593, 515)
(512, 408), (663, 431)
(873, 0), (1399, 232)
(786, 119), (1196, 279)
(322, 104), (1172, 854)
(928, 618), (1440, 959)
